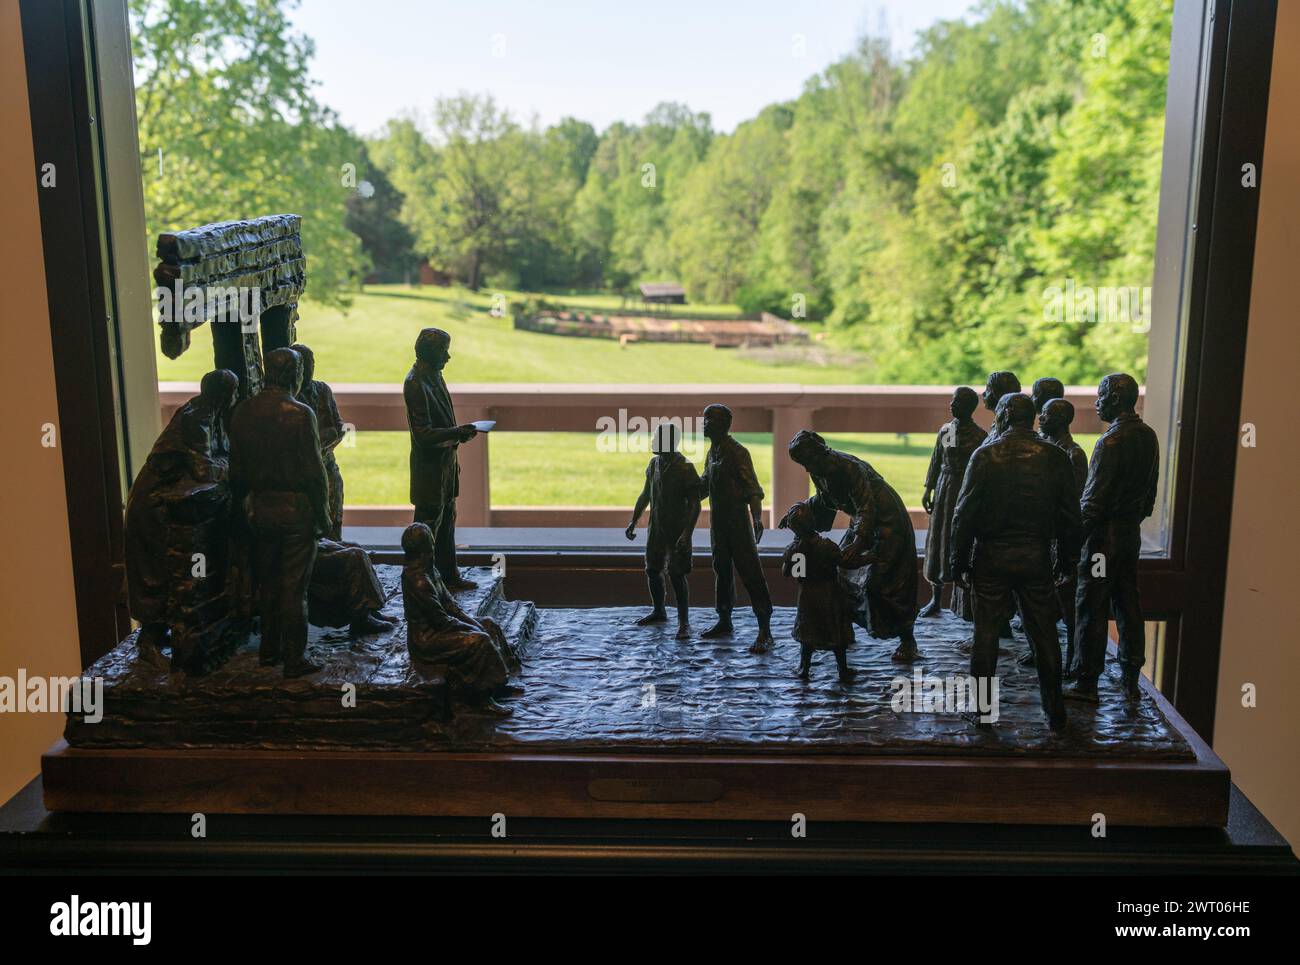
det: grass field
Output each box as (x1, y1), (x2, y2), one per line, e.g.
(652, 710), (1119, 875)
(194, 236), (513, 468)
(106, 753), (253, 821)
(155, 284), (856, 385)
(156, 284), (1091, 508)
(335, 430), (1100, 508)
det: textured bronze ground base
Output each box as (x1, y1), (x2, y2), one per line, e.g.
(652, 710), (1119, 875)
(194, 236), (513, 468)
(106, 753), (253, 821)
(42, 667), (1227, 826)
(48, 571), (1229, 825)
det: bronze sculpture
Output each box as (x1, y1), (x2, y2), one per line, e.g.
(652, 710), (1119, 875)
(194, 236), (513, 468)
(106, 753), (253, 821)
(964, 370), (1024, 640)
(1030, 377), (1065, 425)
(405, 328), (480, 591)
(292, 343), (347, 540)
(780, 502), (857, 683)
(1067, 373), (1159, 702)
(68, 206), (1209, 831)
(786, 430), (921, 661)
(1011, 376), (1069, 660)
(1039, 399), (1089, 494)
(124, 369), (240, 670)
(229, 347), (331, 677)
(980, 371), (1022, 442)
(625, 422), (702, 639)
(920, 386), (987, 618)
(699, 404), (774, 652)
(1038, 397), (1089, 671)
(307, 537), (397, 637)
(401, 522), (516, 712)
(950, 393), (1081, 732)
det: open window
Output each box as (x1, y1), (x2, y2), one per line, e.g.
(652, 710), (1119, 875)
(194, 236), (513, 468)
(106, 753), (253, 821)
(24, 0), (1276, 741)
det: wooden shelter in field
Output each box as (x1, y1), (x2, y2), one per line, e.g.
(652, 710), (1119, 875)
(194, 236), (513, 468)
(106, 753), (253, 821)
(639, 281), (686, 306)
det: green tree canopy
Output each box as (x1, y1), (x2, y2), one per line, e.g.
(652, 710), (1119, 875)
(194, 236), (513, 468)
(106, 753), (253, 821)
(131, 0), (364, 305)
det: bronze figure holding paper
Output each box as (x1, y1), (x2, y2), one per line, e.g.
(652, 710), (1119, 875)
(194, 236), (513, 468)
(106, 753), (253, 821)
(405, 327), (481, 590)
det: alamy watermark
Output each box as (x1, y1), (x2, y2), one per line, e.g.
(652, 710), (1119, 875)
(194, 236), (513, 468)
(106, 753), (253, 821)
(49, 895), (150, 945)
(154, 280), (262, 332)
(890, 669), (1000, 724)
(1041, 279), (1151, 333)
(0, 671), (103, 723)
(596, 410), (707, 458)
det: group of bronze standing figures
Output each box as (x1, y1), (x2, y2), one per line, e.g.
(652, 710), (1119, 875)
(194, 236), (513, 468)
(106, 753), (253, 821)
(124, 327), (517, 710)
(627, 370), (1159, 734)
(125, 316), (1159, 731)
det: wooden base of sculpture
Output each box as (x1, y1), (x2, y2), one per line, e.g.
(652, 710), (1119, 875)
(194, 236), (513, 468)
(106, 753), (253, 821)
(43, 569), (1229, 827)
(43, 714), (1225, 828)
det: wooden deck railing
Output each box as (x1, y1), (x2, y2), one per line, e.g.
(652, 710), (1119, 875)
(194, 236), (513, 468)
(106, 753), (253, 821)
(160, 382), (1134, 529)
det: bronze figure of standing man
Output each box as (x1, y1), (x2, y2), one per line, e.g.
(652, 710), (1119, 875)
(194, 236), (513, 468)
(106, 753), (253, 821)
(950, 393), (1081, 732)
(1067, 373), (1159, 702)
(405, 328), (480, 591)
(292, 343), (346, 540)
(229, 348), (331, 677)
(1038, 397), (1089, 672)
(699, 403), (774, 652)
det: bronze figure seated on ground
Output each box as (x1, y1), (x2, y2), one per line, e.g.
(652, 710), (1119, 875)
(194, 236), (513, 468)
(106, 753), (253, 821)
(401, 522), (523, 714)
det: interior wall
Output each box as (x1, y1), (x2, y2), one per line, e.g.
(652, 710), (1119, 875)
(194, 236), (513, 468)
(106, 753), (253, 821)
(0, 0), (83, 804)
(1213, 0), (1300, 850)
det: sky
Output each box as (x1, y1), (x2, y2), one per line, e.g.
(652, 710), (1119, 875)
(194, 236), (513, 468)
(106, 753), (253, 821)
(287, 0), (978, 136)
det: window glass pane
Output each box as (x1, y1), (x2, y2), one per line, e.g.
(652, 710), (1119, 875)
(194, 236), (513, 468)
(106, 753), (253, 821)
(133, 0), (1204, 556)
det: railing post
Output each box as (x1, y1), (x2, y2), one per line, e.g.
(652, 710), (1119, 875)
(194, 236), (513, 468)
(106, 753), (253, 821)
(770, 406), (813, 524)
(457, 405), (491, 526)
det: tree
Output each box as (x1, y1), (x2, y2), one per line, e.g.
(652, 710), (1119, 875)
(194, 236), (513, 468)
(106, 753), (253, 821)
(344, 143), (417, 284)
(130, 0), (364, 305)
(670, 105), (791, 304)
(424, 94), (531, 290)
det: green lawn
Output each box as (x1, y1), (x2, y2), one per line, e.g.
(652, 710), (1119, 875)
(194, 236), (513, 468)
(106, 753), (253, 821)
(155, 284), (853, 385)
(157, 284), (1095, 509)
(334, 430), (1099, 509)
